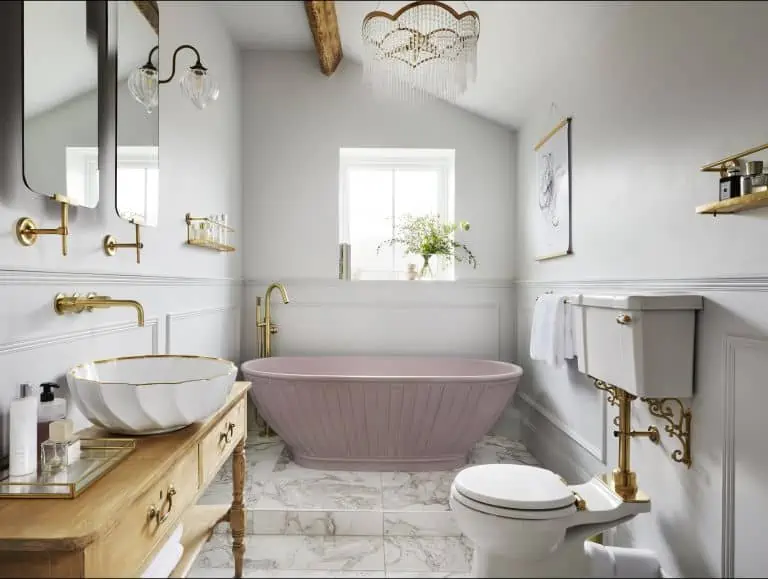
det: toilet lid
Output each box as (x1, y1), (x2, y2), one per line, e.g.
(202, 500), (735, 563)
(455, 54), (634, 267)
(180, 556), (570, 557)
(453, 465), (575, 511)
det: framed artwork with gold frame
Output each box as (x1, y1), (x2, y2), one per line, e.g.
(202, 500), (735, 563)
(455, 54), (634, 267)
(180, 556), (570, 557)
(534, 117), (572, 261)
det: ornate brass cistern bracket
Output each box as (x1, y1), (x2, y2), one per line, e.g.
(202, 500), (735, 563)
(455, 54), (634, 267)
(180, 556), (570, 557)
(640, 397), (693, 468)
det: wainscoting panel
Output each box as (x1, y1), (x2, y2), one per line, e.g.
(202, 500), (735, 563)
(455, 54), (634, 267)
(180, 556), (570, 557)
(723, 336), (768, 578)
(243, 279), (516, 363)
(166, 306), (241, 361)
(279, 301), (499, 359)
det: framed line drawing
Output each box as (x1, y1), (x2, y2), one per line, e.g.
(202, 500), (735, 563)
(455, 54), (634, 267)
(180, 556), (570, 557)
(534, 117), (572, 261)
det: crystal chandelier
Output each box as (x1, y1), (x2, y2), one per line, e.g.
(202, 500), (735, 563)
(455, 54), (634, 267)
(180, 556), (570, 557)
(128, 44), (219, 112)
(362, 1), (480, 102)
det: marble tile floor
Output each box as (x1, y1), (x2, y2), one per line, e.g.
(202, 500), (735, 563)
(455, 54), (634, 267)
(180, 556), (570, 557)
(191, 434), (539, 577)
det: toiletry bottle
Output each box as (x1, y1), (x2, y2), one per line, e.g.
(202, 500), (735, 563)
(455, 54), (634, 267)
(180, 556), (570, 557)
(37, 382), (67, 451)
(9, 393), (39, 476)
(719, 161), (742, 200)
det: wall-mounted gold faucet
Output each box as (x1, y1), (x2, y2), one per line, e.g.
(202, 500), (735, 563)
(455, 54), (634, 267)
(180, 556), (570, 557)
(256, 282), (289, 357)
(54, 293), (145, 327)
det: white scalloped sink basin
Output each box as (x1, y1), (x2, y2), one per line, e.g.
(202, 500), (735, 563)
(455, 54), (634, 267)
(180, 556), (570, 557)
(67, 355), (237, 435)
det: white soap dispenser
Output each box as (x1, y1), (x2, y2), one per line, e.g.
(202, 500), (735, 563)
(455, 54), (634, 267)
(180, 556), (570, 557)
(37, 382), (67, 450)
(9, 388), (39, 476)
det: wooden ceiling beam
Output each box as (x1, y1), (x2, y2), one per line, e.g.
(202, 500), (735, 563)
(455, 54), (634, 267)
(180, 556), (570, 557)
(304, 0), (343, 76)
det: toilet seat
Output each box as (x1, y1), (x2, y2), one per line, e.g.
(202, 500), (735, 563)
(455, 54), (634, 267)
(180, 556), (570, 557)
(452, 464), (577, 520)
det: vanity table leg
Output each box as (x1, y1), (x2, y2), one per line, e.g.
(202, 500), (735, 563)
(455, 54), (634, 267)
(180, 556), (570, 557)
(231, 438), (247, 578)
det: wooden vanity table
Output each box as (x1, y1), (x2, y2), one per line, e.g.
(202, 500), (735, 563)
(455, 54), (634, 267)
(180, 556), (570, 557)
(0, 381), (251, 578)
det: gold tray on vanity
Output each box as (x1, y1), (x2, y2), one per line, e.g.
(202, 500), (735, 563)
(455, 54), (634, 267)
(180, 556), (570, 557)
(0, 438), (135, 499)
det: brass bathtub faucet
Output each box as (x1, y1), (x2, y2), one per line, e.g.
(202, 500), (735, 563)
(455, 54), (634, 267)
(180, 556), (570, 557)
(256, 282), (289, 358)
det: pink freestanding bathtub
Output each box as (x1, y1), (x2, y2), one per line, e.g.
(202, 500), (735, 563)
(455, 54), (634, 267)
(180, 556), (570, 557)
(241, 356), (522, 471)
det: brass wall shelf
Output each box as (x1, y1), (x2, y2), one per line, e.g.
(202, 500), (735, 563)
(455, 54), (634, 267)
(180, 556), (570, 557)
(699, 141), (768, 215)
(186, 238), (235, 252)
(696, 188), (768, 215)
(640, 396), (692, 468)
(185, 213), (235, 252)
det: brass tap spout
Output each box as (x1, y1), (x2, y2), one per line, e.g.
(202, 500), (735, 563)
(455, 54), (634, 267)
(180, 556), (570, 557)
(260, 282), (289, 357)
(54, 293), (145, 327)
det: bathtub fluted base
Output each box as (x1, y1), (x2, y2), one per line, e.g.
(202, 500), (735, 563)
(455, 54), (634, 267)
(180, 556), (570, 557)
(291, 451), (468, 472)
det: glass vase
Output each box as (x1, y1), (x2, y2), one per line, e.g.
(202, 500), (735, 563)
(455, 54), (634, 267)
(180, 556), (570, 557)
(419, 254), (436, 280)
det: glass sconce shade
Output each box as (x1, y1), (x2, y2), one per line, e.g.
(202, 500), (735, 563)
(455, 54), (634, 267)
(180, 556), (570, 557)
(127, 45), (218, 111)
(180, 66), (220, 110)
(128, 64), (159, 113)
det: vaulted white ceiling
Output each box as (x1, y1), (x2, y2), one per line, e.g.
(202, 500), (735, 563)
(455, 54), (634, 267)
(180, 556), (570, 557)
(212, 1), (760, 130)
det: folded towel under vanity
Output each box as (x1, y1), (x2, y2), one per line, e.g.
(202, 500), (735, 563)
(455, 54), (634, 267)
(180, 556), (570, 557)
(530, 293), (577, 367)
(141, 524), (184, 579)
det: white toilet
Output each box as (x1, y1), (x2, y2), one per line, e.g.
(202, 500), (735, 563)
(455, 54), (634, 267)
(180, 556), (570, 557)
(451, 293), (703, 578)
(450, 465), (649, 577)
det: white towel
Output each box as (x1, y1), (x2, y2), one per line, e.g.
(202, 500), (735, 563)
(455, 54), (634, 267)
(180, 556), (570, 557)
(530, 294), (577, 367)
(141, 524), (185, 579)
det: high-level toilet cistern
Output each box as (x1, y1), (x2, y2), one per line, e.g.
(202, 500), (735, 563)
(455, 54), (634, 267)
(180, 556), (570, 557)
(450, 293), (702, 578)
(256, 282), (289, 358)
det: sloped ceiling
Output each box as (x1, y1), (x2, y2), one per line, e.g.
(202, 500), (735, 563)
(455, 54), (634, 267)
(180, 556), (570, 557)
(212, 1), (760, 130)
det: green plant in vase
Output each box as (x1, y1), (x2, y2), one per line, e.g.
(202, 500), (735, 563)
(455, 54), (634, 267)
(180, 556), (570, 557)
(377, 214), (478, 279)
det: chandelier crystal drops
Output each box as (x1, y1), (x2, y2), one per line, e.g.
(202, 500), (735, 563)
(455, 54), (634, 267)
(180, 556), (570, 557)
(361, 1), (480, 103)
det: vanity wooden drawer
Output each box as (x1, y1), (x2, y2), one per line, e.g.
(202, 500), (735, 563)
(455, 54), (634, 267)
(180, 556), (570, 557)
(84, 448), (199, 577)
(200, 398), (247, 486)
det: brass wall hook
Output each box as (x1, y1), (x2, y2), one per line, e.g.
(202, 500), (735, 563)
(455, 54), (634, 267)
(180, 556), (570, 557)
(104, 222), (143, 264)
(15, 198), (70, 256)
(640, 397), (693, 468)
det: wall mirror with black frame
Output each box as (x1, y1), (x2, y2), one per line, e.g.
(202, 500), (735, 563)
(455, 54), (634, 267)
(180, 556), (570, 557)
(22, 0), (101, 208)
(116, 0), (159, 227)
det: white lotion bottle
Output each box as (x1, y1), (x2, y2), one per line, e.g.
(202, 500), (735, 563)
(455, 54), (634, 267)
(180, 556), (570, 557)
(9, 394), (39, 476)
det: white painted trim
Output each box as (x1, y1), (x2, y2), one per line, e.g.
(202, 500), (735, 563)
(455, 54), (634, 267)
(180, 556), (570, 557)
(516, 275), (768, 292)
(720, 335), (768, 578)
(0, 266), (241, 286)
(0, 317), (160, 357)
(245, 278), (516, 289)
(165, 306), (240, 355)
(722, 335), (738, 579)
(517, 391), (604, 462)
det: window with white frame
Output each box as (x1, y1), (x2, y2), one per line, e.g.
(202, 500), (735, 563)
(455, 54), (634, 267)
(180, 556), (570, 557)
(69, 146), (159, 225)
(339, 148), (455, 281)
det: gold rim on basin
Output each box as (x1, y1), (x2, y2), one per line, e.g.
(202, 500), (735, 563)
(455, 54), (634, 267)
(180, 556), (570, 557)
(68, 354), (237, 387)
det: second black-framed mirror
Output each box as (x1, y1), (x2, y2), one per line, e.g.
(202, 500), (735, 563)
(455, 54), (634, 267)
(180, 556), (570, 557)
(115, 0), (159, 227)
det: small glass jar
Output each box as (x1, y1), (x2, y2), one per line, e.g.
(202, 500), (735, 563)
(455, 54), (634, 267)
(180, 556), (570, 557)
(41, 437), (81, 473)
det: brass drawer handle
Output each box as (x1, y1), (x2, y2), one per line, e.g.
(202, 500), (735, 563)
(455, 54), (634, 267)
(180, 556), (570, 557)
(219, 421), (236, 445)
(147, 484), (177, 525)
(616, 313), (632, 325)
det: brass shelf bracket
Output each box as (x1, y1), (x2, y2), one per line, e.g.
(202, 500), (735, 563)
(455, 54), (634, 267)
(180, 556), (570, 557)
(104, 223), (143, 264)
(592, 377), (619, 406)
(640, 397), (692, 468)
(15, 199), (70, 256)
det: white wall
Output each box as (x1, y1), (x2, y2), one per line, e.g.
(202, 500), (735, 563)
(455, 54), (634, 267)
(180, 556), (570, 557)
(512, 3), (768, 577)
(0, 1), (242, 455)
(241, 50), (516, 374)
